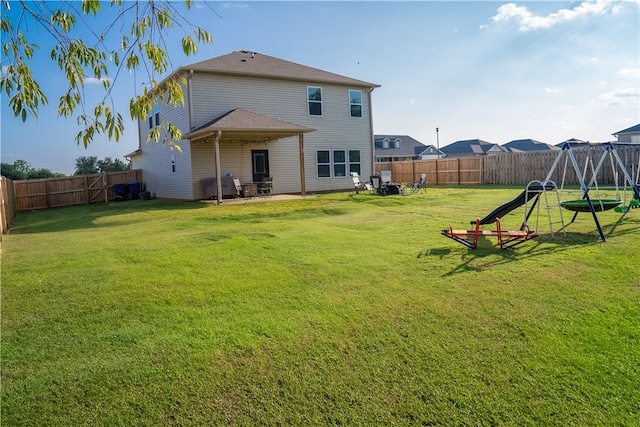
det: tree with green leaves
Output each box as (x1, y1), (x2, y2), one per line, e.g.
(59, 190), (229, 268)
(0, 0), (214, 149)
(1, 160), (64, 180)
(73, 156), (100, 175)
(97, 157), (129, 173)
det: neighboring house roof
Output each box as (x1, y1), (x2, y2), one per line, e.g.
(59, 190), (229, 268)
(504, 139), (559, 152)
(374, 134), (428, 158)
(613, 124), (640, 136)
(415, 144), (443, 157)
(180, 50), (380, 88)
(441, 139), (505, 156)
(183, 108), (315, 142)
(556, 138), (587, 147)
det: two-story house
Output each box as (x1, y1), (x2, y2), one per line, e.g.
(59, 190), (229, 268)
(613, 124), (640, 144)
(127, 50), (380, 201)
(373, 134), (443, 162)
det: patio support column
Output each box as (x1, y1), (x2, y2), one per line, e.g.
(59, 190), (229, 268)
(298, 134), (306, 196)
(214, 130), (223, 205)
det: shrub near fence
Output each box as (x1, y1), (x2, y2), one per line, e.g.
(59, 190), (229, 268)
(12, 170), (143, 212)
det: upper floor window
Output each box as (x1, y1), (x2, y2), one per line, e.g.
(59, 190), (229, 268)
(308, 86), (322, 116)
(349, 90), (362, 118)
(148, 104), (160, 129)
(382, 138), (390, 149)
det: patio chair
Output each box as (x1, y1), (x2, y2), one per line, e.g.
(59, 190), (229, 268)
(351, 172), (371, 194)
(258, 176), (273, 197)
(380, 170), (392, 185)
(379, 170), (403, 195)
(233, 178), (243, 197)
(370, 175), (387, 196)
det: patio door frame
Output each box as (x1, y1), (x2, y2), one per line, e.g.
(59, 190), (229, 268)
(252, 149), (270, 182)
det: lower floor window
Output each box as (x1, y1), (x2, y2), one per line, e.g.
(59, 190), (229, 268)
(316, 149), (361, 178)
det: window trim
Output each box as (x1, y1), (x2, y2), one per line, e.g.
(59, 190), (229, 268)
(307, 86), (323, 117)
(349, 89), (363, 118)
(333, 149), (347, 178)
(316, 149), (331, 178)
(315, 148), (362, 179)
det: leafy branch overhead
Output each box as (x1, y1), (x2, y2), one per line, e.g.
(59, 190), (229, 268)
(0, 0), (214, 148)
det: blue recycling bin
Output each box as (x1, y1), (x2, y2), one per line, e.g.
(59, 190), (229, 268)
(127, 182), (141, 199)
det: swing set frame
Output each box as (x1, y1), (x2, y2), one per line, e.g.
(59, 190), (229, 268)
(545, 142), (640, 242)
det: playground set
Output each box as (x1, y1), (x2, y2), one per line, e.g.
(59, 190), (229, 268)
(441, 142), (640, 249)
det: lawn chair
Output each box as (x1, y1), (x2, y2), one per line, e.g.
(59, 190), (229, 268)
(380, 170), (392, 185)
(351, 172), (367, 194)
(409, 173), (426, 194)
(370, 175), (387, 196)
(379, 170), (403, 195)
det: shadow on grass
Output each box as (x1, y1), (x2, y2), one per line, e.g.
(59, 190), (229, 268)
(7, 199), (209, 234)
(8, 197), (354, 235)
(419, 231), (618, 276)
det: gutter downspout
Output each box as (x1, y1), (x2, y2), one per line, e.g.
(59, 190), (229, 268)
(187, 69), (194, 131)
(368, 87), (376, 176)
(214, 130), (223, 205)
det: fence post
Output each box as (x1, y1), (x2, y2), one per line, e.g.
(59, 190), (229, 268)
(435, 159), (439, 186)
(103, 173), (108, 204)
(84, 175), (89, 205)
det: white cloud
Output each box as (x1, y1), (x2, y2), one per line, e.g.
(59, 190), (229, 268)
(223, 3), (249, 9)
(488, 0), (620, 31)
(598, 87), (640, 106)
(544, 87), (559, 94)
(84, 76), (111, 85)
(617, 68), (640, 78)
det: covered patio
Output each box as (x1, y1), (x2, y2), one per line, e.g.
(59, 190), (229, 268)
(183, 108), (315, 204)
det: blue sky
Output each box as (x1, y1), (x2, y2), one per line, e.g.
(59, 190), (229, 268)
(1, 0), (639, 175)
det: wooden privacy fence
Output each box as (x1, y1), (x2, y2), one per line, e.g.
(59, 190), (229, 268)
(483, 145), (640, 185)
(1, 176), (17, 240)
(375, 145), (640, 187)
(375, 157), (482, 185)
(11, 170), (142, 213)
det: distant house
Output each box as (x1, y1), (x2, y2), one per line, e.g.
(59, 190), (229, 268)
(373, 135), (442, 161)
(556, 138), (587, 148)
(504, 139), (559, 152)
(613, 124), (640, 144)
(440, 139), (506, 158)
(127, 50), (380, 201)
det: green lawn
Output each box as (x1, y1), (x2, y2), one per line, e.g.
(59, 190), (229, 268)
(2, 187), (639, 425)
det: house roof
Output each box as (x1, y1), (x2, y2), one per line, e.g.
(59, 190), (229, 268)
(374, 134), (428, 158)
(441, 139), (505, 155)
(613, 124), (640, 135)
(183, 108), (315, 142)
(556, 138), (587, 147)
(503, 139), (559, 152)
(180, 50), (380, 88)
